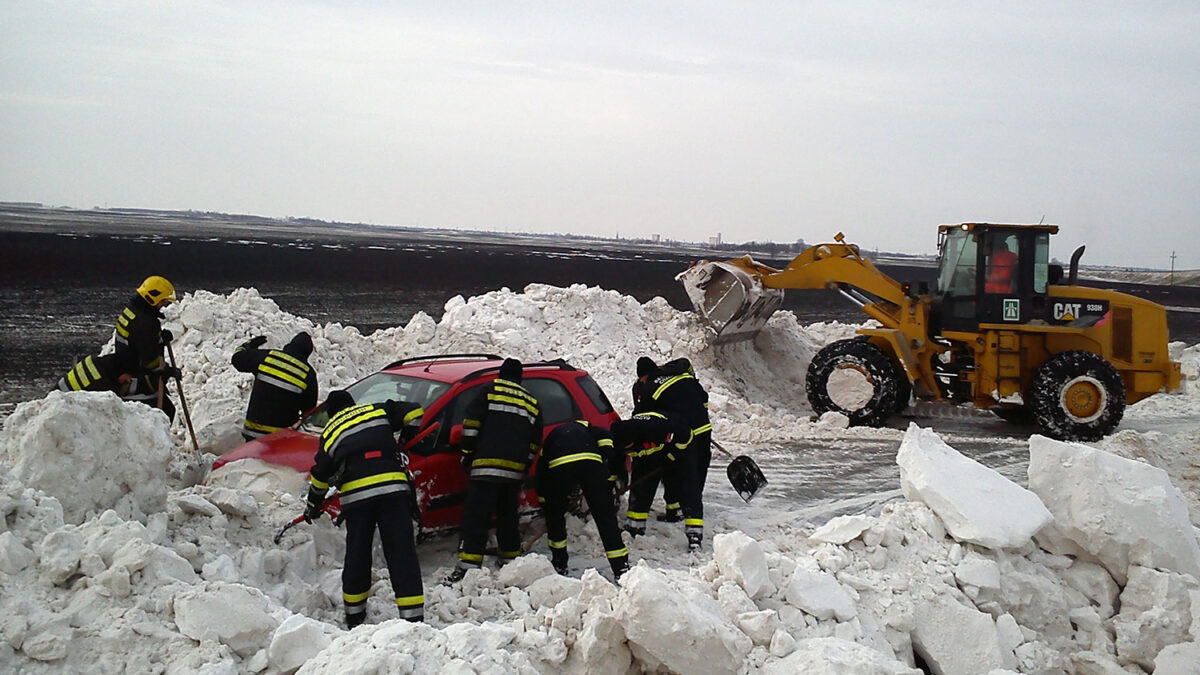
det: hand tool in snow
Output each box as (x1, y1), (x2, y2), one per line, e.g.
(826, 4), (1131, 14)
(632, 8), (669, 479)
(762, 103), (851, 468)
(713, 439), (767, 502)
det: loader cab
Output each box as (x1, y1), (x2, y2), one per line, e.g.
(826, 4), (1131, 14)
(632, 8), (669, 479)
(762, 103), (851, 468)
(934, 223), (1057, 332)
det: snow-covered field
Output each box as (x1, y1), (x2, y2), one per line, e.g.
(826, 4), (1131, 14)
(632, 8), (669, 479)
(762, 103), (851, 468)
(1, 284), (1199, 674)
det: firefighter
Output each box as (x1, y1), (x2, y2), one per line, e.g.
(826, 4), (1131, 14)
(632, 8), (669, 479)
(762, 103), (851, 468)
(303, 390), (425, 627)
(444, 358), (542, 584)
(535, 420), (630, 580)
(631, 356), (657, 414)
(612, 410), (704, 551)
(54, 352), (132, 396)
(112, 275), (180, 420)
(645, 357), (712, 500)
(231, 332), (318, 441)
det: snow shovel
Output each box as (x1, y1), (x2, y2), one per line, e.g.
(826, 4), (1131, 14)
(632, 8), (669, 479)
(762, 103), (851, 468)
(713, 439), (766, 502)
(166, 342), (207, 484)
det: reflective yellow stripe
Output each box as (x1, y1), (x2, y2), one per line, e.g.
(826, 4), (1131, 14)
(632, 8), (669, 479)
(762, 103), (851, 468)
(497, 549), (521, 559)
(402, 407), (424, 424)
(459, 552), (484, 563)
(547, 452), (602, 469)
(548, 539), (567, 549)
(83, 356), (102, 380)
(666, 502), (680, 510)
(472, 458), (526, 471)
(343, 590), (370, 603)
(629, 445), (662, 457)
(323, 407), (386, 451)
(635, 411), (666, 421)
(396, 594), (424, 607)
(606, 547), (628, 559)
(309, 476), (329, 490)
(72, 362), (92, 387)
(123, 308), (136, 320)
(258, 364), (306, 388)
(66, 369), (83, 390)
(684, 518), (703, 527)
(244, 419), (283, 433)
(596, 438), (613, 448)
(116, 323), (130, 338)
(693, 424), (712, 434)
(488, 393), (539, 416)
(341, 471), (408, 493)
(652, 374), (692, 400)
(266, 351), (309, 373)
(627, 511), (648, 520)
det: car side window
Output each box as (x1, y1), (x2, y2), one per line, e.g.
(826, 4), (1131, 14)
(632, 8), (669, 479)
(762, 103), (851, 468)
(523, 378), (580, 425)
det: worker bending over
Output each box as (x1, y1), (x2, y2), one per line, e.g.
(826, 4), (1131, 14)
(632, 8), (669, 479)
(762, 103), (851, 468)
(232, 332), (318, 440)
(535, 420), (630, 580)
(612, 411), (704, 551)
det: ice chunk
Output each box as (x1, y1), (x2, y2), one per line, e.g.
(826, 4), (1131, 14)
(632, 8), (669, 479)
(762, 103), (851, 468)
(1028, 435), (1200, 582)
(0, 531), (34, 574)
(783, 567), (857, 622)
(761, 637), (920, 674)
(174, 583), (279, 658)
(713, 531), (774, 599)
(910, 590), (1006, 674)
(1113, 566), (1196, 669)
(495, 553), (556, 589)
(810, 515), (873, 545)
(268, 614), (334, 674)
(898, 424), (1052, 549)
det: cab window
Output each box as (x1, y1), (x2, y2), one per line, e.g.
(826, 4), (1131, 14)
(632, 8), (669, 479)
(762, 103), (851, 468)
(1032, 231), (1050, 293)
(936, 228), (978, 297)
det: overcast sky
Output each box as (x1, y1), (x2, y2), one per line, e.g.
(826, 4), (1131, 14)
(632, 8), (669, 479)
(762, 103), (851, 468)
(2, 1), (1198, 268)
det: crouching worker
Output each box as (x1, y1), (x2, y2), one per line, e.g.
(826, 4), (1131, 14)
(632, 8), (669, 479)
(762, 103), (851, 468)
(611, 411), (704, 551)
(55, 352), (132, 396)
(535, 420), (630, 581)
(232, 332), (318, 441)
(303, 390), (425, 627)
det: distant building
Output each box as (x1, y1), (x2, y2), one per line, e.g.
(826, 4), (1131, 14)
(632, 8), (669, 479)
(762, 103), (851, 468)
(709, 232), (722, 246)
(651, 233), (661, 243)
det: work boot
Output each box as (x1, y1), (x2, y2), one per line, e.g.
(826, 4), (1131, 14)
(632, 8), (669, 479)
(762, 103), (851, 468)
(551, 549), (569, 576)
(623, 523), (645, 538)
(686, 531), (703, 552)
(346, 612), (366, 629)
(656, 508), (682, 523)
(610, 557), (630, 581)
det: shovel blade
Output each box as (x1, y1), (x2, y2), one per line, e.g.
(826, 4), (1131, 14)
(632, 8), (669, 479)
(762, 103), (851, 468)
(727, 455), (767, 502)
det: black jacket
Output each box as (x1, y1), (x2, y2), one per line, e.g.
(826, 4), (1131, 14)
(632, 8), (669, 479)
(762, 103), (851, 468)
(113, 295), (166, 377)
(535, 421), (621, 488)
(645, 358), (711, 435)
(460, 378), (543, 482)
(57, 352), (125, 393)
(232, 335), (318, 437)
(307, 400), (423, 508)
(610, 410), (693, 460)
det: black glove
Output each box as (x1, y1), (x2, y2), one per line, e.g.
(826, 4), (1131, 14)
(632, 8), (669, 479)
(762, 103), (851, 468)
(303, 500), (324, 523)
(161, 366), (183, 381)
(247, 335), (268, 349)
(159, 329), (174, 344)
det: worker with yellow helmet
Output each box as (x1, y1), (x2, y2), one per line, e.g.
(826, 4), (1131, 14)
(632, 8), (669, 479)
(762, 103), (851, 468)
(112, 275), (181, 420)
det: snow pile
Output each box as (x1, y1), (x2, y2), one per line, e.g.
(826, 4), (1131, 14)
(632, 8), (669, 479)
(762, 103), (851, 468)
(0, 390), (173, 524)
(163, 285), (829, 452)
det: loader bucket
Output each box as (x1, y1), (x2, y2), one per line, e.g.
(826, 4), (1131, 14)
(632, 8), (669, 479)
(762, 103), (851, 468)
(677, 259), (785, 343)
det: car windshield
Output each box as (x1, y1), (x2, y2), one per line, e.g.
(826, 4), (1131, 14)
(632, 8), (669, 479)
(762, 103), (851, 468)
(300, 373), (451, 430)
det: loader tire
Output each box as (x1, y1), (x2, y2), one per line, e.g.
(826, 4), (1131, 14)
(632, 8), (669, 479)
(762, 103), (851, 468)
(807, 339), (899, 427)
(1028, 351), (1125, 441)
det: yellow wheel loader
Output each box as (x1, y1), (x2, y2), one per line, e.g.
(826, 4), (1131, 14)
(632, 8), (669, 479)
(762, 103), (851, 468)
(679, 224), (1182, 441)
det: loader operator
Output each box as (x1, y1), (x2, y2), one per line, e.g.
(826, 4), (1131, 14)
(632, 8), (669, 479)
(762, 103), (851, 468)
(612, 411), (704, 551)
(445, 358), (543, 584)
(644, 357), (712, 504)
(303, 390), (425, 627)
(103, 276), (181, 420)
(535, 420), (630, 580)
(231, 332), (318, 441)
(985, 238), (1019, 294)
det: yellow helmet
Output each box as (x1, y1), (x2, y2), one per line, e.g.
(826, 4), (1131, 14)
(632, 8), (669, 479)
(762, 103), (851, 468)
(137, 276), (177, 307)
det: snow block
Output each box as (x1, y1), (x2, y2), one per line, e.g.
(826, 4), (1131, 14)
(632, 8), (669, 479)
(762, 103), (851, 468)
(810, 514), (874, 545)
(615, 565), (751, 674)
(1113, 566), (1196, 669)
(910, 589), (1006, 675)
(762, 637), (921, 674)
(783, 567), (857, 622)
(526, 573), (582, 609)
(268, 614), (333, 674)
(0, 531), (34, 574)
(898, 424), (1052, 549)
(713, 531), (774, 599)
(175, 583), (279, 658)
(1154, 642), (1200, 674)
(1027, 435), (1200, 583)
(495, 553), (556, 589)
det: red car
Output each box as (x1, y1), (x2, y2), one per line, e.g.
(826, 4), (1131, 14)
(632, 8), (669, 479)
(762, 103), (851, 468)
(212, 354), (619, 533)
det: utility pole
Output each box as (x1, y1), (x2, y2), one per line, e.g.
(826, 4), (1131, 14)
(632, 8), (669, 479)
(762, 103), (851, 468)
(1170, 251), (1176, 286)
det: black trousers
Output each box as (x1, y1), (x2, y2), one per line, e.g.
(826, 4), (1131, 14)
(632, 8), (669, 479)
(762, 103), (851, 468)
(627, 449), (702, 528)
(457, 479), (522, 568)
(541, 460), (627, 568)
(692, 431), (712, 491)
(342, 492), (423, 622)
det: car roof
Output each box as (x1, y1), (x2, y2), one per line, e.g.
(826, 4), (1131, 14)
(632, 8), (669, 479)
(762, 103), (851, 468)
(380, 354), (581, 384)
